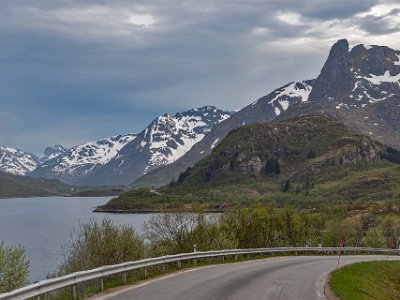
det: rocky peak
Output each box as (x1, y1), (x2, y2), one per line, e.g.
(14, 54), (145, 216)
(308, 39), (354, 102)
(41, 144), (67, 163)
(308, 39), (400, 107)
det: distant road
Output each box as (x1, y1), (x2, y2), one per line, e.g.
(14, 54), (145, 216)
(90, 255), (400, 300)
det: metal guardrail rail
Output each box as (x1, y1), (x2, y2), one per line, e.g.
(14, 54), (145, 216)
(1, 247), (399, 300)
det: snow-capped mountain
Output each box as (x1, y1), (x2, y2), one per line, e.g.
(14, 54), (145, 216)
(0, 147), (39, 176)
(81, 106), (233, 186)
(40, 144), (67, 163)
(133, 39), (400, 188)
(30, 134), (137, 184)
(141, 106), (232, 172)
(132, 82), (315, 188)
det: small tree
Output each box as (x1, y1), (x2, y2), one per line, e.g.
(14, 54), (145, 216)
(0, 241), (30, 293)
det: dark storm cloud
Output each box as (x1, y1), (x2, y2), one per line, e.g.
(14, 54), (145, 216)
(0, 0), (399, 154)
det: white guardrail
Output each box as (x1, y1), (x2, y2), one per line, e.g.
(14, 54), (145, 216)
(1, 247), (399, 300)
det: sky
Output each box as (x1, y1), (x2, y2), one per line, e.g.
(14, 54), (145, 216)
(1, 0), (400, 154)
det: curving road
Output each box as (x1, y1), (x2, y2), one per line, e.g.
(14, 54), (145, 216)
(90, 255), (400, 300)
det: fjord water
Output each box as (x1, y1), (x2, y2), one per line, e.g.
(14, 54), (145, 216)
(0, 196), (152, 283)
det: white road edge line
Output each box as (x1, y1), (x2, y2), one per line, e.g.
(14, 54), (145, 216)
(89, 256), (288, 300)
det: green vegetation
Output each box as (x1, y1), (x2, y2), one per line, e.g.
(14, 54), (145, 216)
(51, 206), (400, 298)
(99, 115), (400, 212)
(0, 241), (30, 293)
(59, 219), (145, 275)
(0, 171), (126, 198)
(330, 261), (400, 300)
(0, 172), (72, 198)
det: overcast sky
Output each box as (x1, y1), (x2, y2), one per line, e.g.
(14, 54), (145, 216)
(1, 0), (400, 154)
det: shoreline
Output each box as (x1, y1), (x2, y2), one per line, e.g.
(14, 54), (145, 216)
(93, 207), (226, 214)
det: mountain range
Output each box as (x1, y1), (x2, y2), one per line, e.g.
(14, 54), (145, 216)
(133, 39), (400, 188)
(1, 106), (232, 185)
(1, 39), (399, 189)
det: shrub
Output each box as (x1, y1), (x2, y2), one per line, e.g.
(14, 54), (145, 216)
(0, 241), (30, 293)
(59, 219), (145, 275)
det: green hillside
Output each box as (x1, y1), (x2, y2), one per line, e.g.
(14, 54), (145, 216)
(0, 172), (73, 198)
(99, 114), (400, 211)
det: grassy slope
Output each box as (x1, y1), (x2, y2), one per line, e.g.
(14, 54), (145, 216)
(0, 172), (127, 198)
(101, 115), (400, 211)
(0, 172), (73, 198)
(330, 261), (400, 300)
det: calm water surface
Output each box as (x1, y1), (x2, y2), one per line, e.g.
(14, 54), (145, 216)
(0, 196), (153, 283)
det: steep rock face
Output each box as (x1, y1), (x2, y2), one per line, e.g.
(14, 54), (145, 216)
(309, 39), (354, 101)
(0, 147), (39, 176)
(30, 134), (137, 184)
(82, 106), (233, 186)
(309, 40), (400, 105)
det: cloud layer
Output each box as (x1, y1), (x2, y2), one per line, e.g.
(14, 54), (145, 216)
(1, 0), (399, 154)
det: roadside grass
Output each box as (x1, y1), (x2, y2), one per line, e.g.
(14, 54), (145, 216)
(330, 260), (400, 300)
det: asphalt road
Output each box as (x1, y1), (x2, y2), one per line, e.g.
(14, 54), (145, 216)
(90, 255), (400, 300)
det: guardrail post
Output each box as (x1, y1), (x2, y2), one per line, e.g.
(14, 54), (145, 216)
(100, 277), (104, 291)
(235, 255), (238, 261)
(193, 258), (197, 265)
(177, 260), (181, 268)
(222, 255), (225, 262)
(122, 272), (127, 284)
(71, 284), (77, 300)
(163, 264), (166, 272)
(144, 267), (147, 279)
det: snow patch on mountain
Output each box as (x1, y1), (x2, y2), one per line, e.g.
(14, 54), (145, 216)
(365, 70), (400, 85)
(40, 144), (67, 163)
(268, 81), (312, 115)
(140, 106), (232, 173)
(211, 138), (220, 149)
(0, 147), (39, 175)
(270, 81), (312, 104)
(36, 134), (137, 179)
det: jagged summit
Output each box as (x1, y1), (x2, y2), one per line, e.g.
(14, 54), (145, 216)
(309, 38), (400, 106)
(40, 144), (67, 163)
(309, 39), (353, 101)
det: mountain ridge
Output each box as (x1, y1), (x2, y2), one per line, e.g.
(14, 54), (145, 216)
(132, 39), (400, 188)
